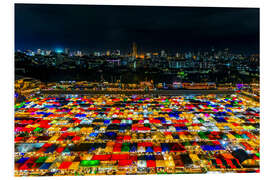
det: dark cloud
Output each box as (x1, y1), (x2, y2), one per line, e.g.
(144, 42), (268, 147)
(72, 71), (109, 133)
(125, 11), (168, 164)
(15, 4), (259, 53)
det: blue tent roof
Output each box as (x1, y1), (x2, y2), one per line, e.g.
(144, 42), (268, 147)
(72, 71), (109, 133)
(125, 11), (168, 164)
(16, 157), (29, 164)
(39, 163), (52, 170)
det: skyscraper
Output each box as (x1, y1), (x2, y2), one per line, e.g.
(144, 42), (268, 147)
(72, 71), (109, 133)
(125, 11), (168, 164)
(146, 53), (151, 59)
(94, 51), (101, 57)
(132, 42), (137, 58)
(37, 49), (41, 55)
(106, 50), (110, 56)
(116, 50), (121, 56)
(45, 50), (51, 56)
(26, 50), (35, 56)
(40, 49), (45, 56)
(161, 50), (166, 57)
(76, 50), (82, 57)
(64, 48), (69, 55)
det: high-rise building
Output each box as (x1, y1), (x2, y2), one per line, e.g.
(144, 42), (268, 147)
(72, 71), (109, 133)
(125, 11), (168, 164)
(132, 42), (137, 58)
(26, 50), (35, 56)
(146, 53), (151, 59)
(133, 60), (136, 69)
(76, 50), (82, 57)
(64, 48), (69, 55)
(211, 47), (215, 57)
(224, 48), (229, 57)
(40, 50), (45, 56)
(45, 50), (51, 56)
(161, 50), (166, 57)
(94, 51), (101, 57)
(152, 52), (159, 56)
(37, 49), (41, 55)
(106, 50), (110, 56)
(116, 50), (121, 56)
(185, 52), (192, 59)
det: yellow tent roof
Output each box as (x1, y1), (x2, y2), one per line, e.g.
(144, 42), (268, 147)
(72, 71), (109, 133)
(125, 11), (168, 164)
(68, 162), (80, 170)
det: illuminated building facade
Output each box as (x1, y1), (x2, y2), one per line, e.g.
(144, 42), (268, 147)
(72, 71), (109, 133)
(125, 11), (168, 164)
(132, 42), (137, 58)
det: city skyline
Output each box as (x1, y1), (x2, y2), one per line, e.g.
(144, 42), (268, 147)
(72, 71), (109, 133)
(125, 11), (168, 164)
(15, 4), (259, 53)
(16, 44), (258, 56)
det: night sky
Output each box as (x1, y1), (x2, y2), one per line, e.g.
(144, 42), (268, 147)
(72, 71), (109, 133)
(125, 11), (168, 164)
(15, 4), (259, 53)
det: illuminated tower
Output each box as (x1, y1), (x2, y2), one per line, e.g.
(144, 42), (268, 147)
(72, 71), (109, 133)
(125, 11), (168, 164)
(132, 42), (137, 58)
